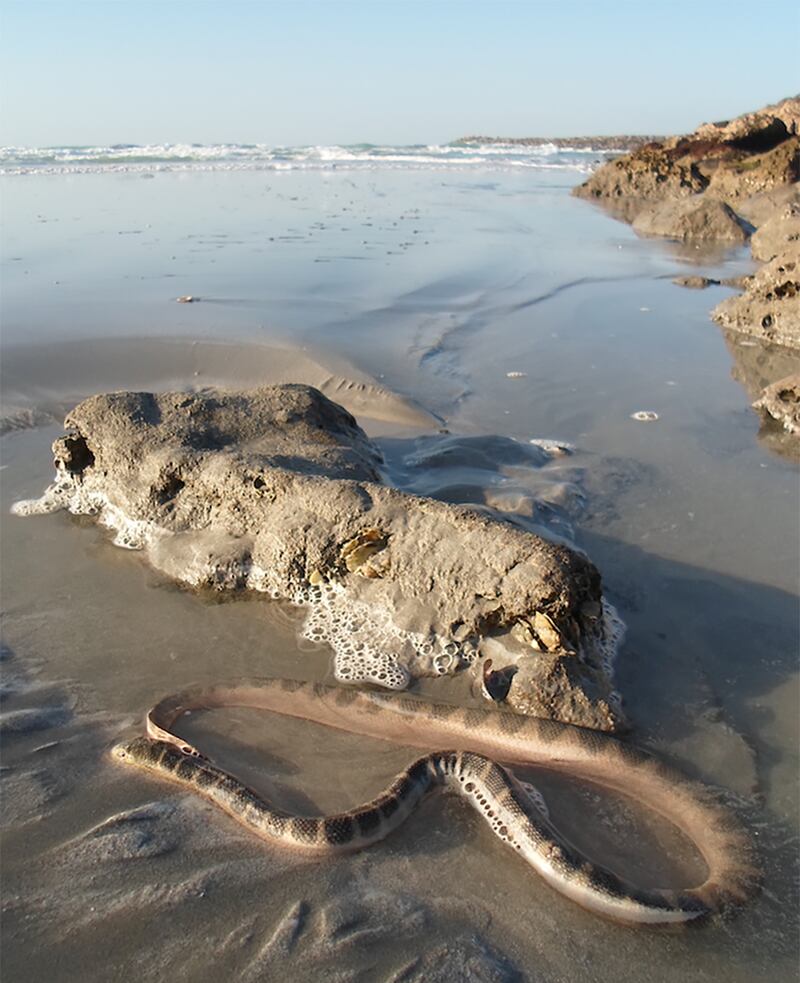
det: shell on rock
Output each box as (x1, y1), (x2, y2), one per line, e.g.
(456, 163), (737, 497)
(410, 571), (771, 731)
(514, 611), (578, 654)
(511, 620), (538, 649)
(340, 528), (389, 574)
(532, 611), (564, 652)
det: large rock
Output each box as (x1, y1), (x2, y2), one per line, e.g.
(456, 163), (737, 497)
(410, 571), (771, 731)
(735, 184), (800, 227)
(12, 385), (623, 730)
(573, 144), (707, 210)
(750, 198), (800, 261)
(504, 650), (619, 732)
(693, 96), (800, 146)
(712, 244), (800, 348)
(704, 137), (800, 202)
(573, 97), (799, 214)
(632, 195), (749, 242)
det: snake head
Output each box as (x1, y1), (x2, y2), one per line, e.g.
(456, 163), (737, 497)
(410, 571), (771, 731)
(110, 742), (132, 761)
(110, 736), (163, 765)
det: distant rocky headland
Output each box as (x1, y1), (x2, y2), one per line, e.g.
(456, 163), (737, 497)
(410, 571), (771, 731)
(454, 135), (663, 151)
(572, 96), (800, 442)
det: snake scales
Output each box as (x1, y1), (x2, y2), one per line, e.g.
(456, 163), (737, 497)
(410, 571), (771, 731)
(112, 677), (759, 925)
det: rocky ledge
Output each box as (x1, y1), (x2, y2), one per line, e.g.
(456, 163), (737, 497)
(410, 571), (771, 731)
(12, 385), (624, 732)
(573, 95), (800, 370)
(573, 96), (799, 216)
(454, 135), (664, 151)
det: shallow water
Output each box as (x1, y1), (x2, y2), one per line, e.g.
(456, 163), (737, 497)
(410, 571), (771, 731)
(1, 167), (798, 982)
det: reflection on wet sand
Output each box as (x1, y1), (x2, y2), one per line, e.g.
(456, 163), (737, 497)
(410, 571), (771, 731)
(721, 327), (800, 459)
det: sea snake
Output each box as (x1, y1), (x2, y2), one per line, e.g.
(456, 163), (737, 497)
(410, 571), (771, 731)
(112, 678), (759, 925)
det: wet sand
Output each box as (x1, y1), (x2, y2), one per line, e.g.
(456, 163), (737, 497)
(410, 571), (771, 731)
(1, 168), (798, 981)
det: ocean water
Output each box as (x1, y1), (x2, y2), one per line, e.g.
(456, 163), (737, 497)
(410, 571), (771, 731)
(0, 141), (613, 177)
(1, 151), (798, 981)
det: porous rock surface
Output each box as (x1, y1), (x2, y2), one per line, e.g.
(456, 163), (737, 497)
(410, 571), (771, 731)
(712, 244), (800, 349)
(693, 96), (800, 145)
(753, 372), (800, 435)
(574, 97), (799, 213)
(15, 385), (622, 730)
(632, 196), (749, 242)
(703, 136), (799, 202)
(573, 144), (707, 214)
(750, 199), (800, 261)
(506, 650), (615, 733)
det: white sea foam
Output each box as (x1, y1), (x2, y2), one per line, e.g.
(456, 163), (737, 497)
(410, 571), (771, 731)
(0, 142), (618, 177)
(11, 472), (475, 690)
(12, 471), (625, 694)
(11, 473), (156, 550)
(296, 581), (480, 690)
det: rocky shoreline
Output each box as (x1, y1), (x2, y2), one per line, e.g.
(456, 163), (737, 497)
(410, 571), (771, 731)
(572, 96), (799, 440)
(453, 135), (663, 151)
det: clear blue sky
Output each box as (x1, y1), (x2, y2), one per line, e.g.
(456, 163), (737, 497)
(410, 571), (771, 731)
(1, 0), (797, 146)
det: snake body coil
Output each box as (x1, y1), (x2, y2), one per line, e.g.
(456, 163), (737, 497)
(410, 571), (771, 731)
(112, 678), (759, 925)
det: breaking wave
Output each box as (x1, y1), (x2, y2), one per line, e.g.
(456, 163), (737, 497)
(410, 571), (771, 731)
(1, 141), (620, 177)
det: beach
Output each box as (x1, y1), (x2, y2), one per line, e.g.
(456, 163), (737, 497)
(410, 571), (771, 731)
(1, 149), (798, 981)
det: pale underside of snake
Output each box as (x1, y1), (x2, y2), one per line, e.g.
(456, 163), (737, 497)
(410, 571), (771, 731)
(112, 678), (759, 926)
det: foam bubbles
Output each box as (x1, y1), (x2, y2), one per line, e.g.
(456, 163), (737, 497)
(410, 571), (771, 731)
(581, 600), (627, 715)
(296, 581), (474, 690)
(596, 600), (626, 675)
(12, 473), (152, 551)
(301, 584), (409, 689)
(11, 479), (74, 516)
(13, 472), (622, 700)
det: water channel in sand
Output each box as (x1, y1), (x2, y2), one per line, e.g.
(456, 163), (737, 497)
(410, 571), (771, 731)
(1, 167), (798, 981)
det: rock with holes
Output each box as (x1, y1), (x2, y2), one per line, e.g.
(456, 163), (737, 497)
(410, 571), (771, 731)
(572, 144), (708, 213)
(703, 136), (800, 202)
(11, 384), (623, 729)
(574, 97), (799, 212)
(712, 243), (800, 349)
